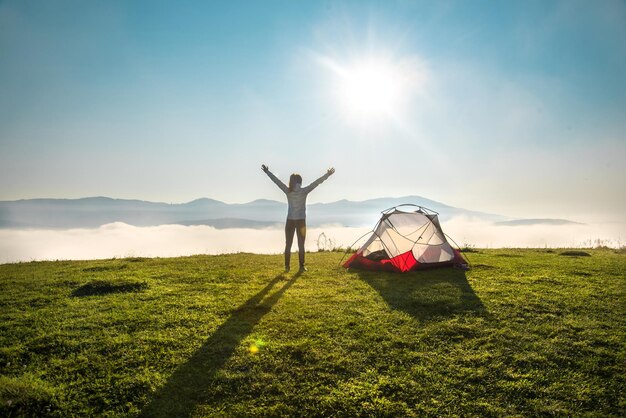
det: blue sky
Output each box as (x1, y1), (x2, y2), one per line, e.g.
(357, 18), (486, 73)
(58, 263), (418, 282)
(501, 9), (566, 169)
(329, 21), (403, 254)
(1, 0), (625, 221)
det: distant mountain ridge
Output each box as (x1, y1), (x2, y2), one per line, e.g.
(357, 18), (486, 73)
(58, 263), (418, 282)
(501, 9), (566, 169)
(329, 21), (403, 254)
(0, 196), (575, 229)
(495, 219), (584, 227)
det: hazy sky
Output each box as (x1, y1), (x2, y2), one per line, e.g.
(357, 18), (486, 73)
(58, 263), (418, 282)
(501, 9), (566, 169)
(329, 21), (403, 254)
(1, 0), (625, 222)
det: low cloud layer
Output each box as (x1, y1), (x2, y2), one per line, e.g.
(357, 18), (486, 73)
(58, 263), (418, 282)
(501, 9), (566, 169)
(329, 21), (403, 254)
(1, 218), (624, 264)
(443, 216), (624, 249)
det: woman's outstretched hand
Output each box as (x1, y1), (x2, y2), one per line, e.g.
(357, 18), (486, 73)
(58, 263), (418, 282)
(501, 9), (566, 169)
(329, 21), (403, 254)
(327, 167), (335, 176)
(261, 164), (269, 173)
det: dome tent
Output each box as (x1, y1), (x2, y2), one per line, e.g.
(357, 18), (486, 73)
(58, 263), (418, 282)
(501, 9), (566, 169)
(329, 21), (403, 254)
(343, 205), (468, 272)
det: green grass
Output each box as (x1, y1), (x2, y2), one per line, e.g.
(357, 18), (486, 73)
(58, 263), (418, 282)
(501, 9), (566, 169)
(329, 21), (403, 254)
(1, 249), (624, 417)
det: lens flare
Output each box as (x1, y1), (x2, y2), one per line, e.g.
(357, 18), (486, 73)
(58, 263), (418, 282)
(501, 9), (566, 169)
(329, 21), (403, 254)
(248, 338), (266, 354)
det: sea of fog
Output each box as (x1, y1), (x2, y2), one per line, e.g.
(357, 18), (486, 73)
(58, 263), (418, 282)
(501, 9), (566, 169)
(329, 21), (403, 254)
(1, 217), (624, 264)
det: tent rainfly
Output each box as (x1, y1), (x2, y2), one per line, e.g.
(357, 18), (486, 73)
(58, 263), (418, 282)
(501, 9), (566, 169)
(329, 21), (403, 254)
(343, 205), (468, 272)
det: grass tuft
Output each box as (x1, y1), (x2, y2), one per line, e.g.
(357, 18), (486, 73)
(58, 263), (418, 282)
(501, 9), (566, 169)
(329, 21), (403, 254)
(0, 374), (60, 417)
(71, 279), (148, 297)
(83, 264), (128, 272)
(559, 250), (591, 257)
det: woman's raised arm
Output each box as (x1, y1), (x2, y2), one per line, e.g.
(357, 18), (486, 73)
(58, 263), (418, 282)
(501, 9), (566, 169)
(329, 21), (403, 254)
(303, 167), (335, 193)
(261, 164), (289, 194)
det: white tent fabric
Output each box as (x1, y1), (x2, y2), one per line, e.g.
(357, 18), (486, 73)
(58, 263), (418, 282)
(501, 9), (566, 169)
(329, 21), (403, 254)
(345, 206), (463, 272)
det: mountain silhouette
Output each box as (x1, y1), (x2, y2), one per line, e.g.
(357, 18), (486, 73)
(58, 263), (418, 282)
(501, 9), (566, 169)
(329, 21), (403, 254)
(0, 196), (573, 229)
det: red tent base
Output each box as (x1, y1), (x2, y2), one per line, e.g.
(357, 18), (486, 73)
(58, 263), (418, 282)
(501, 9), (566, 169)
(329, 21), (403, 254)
(344, 249), (467, 273)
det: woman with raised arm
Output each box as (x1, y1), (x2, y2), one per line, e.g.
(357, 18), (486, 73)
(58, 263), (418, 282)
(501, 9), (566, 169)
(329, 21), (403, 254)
(261, 164), (335, 273)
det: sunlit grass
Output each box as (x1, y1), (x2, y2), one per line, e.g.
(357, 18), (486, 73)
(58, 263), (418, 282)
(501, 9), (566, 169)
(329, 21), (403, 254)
(1, 249), (624, 416)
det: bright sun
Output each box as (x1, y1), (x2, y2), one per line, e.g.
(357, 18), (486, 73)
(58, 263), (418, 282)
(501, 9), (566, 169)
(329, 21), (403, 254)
(317, 54), (425, 124)
(339, 61), (403, 118)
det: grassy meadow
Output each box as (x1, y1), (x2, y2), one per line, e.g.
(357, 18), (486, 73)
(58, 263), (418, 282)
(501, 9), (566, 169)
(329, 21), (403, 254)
(0, 249), (624, 417)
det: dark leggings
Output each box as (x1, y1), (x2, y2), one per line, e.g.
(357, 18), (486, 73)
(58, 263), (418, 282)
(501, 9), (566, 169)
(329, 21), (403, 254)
(285, 219), (306, 269)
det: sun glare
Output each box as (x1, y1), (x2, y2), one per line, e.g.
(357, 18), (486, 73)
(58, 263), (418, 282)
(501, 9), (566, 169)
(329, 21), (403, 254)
(317, 53), (426, 125)
(339, 61), (403, 117)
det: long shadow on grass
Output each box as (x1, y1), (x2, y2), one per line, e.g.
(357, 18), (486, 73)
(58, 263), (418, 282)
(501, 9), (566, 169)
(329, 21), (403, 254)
(140, 273), (298, 417)
(357, 268), (485, 320)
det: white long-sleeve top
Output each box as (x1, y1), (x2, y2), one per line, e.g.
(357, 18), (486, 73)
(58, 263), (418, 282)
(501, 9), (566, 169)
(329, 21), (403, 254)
(266, 170), (331, 220)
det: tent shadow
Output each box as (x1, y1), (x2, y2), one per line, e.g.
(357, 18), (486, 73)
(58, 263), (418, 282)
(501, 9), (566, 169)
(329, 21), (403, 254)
(356, 267), (486, 321)
(140, 273), (296, 417)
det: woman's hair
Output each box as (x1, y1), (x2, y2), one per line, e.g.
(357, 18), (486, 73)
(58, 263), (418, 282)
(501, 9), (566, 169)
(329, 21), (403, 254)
(288, 174), (302, 191)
